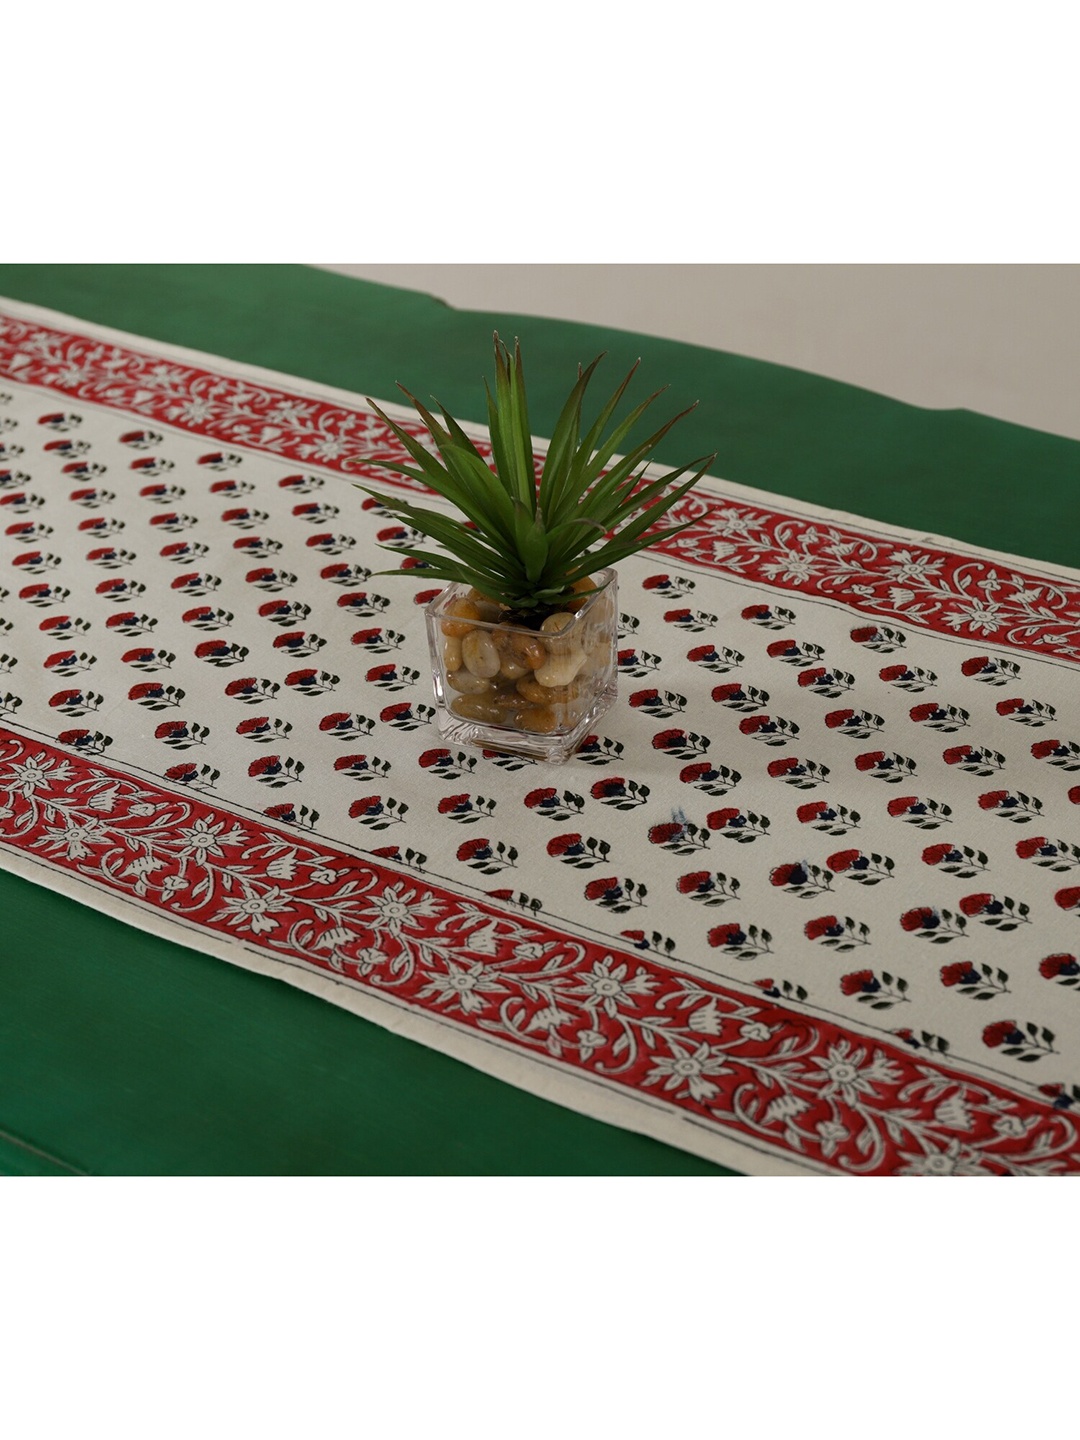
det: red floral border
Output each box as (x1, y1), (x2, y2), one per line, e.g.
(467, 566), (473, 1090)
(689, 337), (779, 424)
(2, 723), (1077, 1176)
(2, 308), (1078, 665)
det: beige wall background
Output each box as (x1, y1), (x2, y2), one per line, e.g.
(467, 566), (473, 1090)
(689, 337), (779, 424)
(314, 265), (1080, 443)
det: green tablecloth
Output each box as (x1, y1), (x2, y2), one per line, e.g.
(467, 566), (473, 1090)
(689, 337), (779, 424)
(1, 264), (1077, 1176)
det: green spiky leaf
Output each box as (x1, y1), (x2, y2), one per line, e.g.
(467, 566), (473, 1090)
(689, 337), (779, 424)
(355, 336), (710, 613)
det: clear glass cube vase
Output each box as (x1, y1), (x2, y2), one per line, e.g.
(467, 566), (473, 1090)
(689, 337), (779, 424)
(424, 570), (619, 764)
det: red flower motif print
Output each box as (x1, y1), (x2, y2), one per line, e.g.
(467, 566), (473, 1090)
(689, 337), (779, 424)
(334, 754), (390, 781)
(887, 795), (952, 828)
(1031, 738), (1080, 771)
(900, 906), (967, 942)
(55, 729), (111, 753)
(1055, 887), (1080, 914)
(797, 666), (854, 697)
(959, 893), (1030, 929)
(679, 760), (740, 795)
(583, 876), (646, 912)
(707, 922), (771, 958)
(170, 571), (219, 595)
(352, 627), (403, 656)
(804, 915), (870, 950)
(824, 708), (884, 738)
(674, 871), (741, 906)
(194, 639), (247, 667)
(901, 907), (936, 932)
(850, 624), (905, 652)
(879, 663), (936, 690)
(706, 807), (770, 841)
(980, 1020), (1056, 1061)
(940, 961), (979, 987)
(738, 713), (799, 745)
(996, 697), (1055, 725)
(740, 603), (794, 628)
(364, 661), (417, 690)
(711, 682), (768, 712)
(770, 861), (833, 897)
(983, 1020), (1024, 1048)
(164, 762), (218, 790)
(663, 607), (716, 632)
(160, 540), (206, 561)
(796, 800), (860, 835)
(617, 648), (661, 678)
(43, 650), (95, 675)
(417, 747), (475, 779)
(248, 755), (304, 788)
(643, 572), (695, 595)
(182, 605), (234, 630)
(651, 728), (710, 758)
(766, 638), (823, 666)
(246, 567), (297, 591)
(545, 833), (611, 868)
(153, 720), (208, 749)
(942, 744), (1007, 777)
(263, 800), (318, 827)
(962, 655), (1020, 684)
(629, 688), (686, 717)
(347, 794), (410, 827)
(648, 821), (707, 852)
(128, 681), (182, 710)
(1039, 954), (1080, 980)
(828, 849), (861, 871)
(225, 676), (280, 705)
(827, 848), (895, 884)
(524, 789), (585, 821)
(455, 838), (518, 874)
(838, 970), (909, 1009)
(320, 562), (370, 587)
(589, 776), (649, 809)
(438, 793), (473, 815)
(685, 642), (742, 673)
(854, 750), (917, 782)
(1014, 836), (1080, 871)
(940, 961), (1009, 999)
(379, 701), (434, 730)
(765, 755), (829, 787)
(920, 842), (988, 876)
(236, 716), (292, 743)
(977, 789), (1043, 822)
(806, 915), (840, 938)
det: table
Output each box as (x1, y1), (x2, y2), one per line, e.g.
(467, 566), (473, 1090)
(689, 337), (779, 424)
(1, 264), (1078, 1176)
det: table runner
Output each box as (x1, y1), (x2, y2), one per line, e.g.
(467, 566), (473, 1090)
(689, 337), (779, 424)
(3, 295), (1080, 1176)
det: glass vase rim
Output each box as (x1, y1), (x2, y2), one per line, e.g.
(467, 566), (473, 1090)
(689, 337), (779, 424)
(423, 567), (618, 633)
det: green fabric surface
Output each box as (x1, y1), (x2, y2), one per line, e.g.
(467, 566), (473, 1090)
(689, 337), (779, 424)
(0, 263), (1077, 1176)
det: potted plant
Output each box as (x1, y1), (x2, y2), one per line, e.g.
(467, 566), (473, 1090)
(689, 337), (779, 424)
(358, 336), (713, 762)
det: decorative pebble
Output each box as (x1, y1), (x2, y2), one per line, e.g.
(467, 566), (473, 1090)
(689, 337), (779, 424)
(507, 633), (547, 669)
(441, 598), (480, 638)
(541, 611), (576, 630)
(516, 677), (581, 704)
(448, 670), (493, 695)
(450, 695), (507, 724)
(534, 649), (587, 687)
(515, 705), (559, 734)
(442, 635), (463, 672)
(461, 628), (501, 678)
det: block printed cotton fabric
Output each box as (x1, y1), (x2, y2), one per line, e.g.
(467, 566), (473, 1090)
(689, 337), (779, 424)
(2, 296), (1080, 1177)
